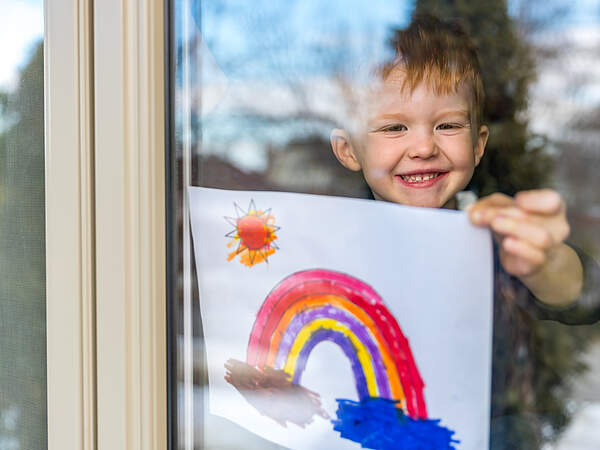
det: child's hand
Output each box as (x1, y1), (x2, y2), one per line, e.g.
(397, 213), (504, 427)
(467, 190), (570, 278)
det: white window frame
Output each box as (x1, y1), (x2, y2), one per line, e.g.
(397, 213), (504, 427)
(45, 1), (167, 449)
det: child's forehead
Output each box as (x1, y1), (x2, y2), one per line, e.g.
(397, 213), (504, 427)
(372, 66), (468, 96)
(366, 71), (471, 115)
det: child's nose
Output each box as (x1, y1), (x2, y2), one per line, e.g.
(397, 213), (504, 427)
(407, 131), (438, 159)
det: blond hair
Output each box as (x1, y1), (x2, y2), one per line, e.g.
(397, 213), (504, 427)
(380, 14), (485, 131)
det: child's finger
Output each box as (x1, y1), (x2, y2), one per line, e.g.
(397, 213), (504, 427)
(469, 193), (514, 210)
(490, 216), (554, 249)
(501, 237), (546, 275)
(469, 205), (526, 226)
(499, 250), (540, 278)
(467, 193), (515, 225)
(466, 193), (512, 221)
(515, 190), (564, 215)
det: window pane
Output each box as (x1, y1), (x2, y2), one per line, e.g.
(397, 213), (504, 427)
(0, 1), (46, 449)
(168, 1), (600, 449)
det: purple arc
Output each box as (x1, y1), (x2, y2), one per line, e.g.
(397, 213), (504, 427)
(275, 306), (391, 399)
(292, 328), (370, 400)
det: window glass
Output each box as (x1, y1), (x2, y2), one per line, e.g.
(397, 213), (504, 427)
(0, 1), (46, 449)
(168, 1), (600, 449)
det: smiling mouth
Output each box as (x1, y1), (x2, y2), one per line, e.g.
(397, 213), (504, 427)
(395, 171), (448, 187)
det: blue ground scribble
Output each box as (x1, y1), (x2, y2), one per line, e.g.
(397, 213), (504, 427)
(332, 398), (459, 449)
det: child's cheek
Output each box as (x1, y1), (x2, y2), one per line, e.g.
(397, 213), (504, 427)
(365, 168), (388, 180)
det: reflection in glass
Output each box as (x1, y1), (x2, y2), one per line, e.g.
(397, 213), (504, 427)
(169, 1), (600, 448)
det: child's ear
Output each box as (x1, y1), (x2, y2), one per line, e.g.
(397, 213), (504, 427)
(474, 125), (489, 166)
(330, 128), (362, 171)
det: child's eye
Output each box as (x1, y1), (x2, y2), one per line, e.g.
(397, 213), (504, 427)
(379, 124), (407, 133)
(437, 123), (459, 130)
(436, 122), (469, 131)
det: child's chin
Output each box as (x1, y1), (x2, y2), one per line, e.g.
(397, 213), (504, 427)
(408, 194), (457, 209)
(401, 197), (446, 209)
(410, 201), (442, 208)
(373, 191), (448, 209)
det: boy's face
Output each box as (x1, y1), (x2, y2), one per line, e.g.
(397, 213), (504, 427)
(332, 71), (488, 208)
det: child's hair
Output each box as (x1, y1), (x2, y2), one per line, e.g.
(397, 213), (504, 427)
(380, 14), (485, 131)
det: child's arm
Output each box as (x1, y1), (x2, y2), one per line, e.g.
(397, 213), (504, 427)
(467, 190), (584, 307)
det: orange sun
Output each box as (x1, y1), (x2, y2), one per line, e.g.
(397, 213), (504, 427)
(225, 200), (280, 267)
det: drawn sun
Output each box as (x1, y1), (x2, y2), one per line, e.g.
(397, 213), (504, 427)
(225, 200), (280, 267)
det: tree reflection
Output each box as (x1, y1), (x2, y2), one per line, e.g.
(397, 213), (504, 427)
(0, 41), (46, 450)
(180, 2), (600, 448)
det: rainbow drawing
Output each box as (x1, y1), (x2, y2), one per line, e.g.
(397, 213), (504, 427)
(226, 269), (458, 448)
(247, 268), (426, 418)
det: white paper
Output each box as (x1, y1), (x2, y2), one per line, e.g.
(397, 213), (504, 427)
(189, 187), (493, 450)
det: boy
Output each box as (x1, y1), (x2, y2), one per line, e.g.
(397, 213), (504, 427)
(330, 13), (599, 447)
(330, 14), (590, 310)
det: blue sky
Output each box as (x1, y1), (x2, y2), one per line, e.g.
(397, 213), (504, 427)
(0, 0), (43, 88)
(550, 0), (599, 25)
(2, 0), (599, 87)
(192, 0), (600, 83)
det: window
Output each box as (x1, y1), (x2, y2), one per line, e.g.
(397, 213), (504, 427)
(0, 2), (46, 449)
(169, 1), (600, 449)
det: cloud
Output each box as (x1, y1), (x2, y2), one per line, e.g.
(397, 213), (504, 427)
(528, 24), (600, 138)
(0, 1), (44, 89)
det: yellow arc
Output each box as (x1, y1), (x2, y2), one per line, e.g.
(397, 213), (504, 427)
(284, 318), (379, 398)
(267, 294), (406, 403)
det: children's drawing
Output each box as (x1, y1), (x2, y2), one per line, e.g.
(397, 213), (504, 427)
(189, 187), (494, 450)
(225, 199), (279, 267)
(225, 269), (458, 449)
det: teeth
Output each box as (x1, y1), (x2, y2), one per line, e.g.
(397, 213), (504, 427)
(401, 172), (440, 182)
